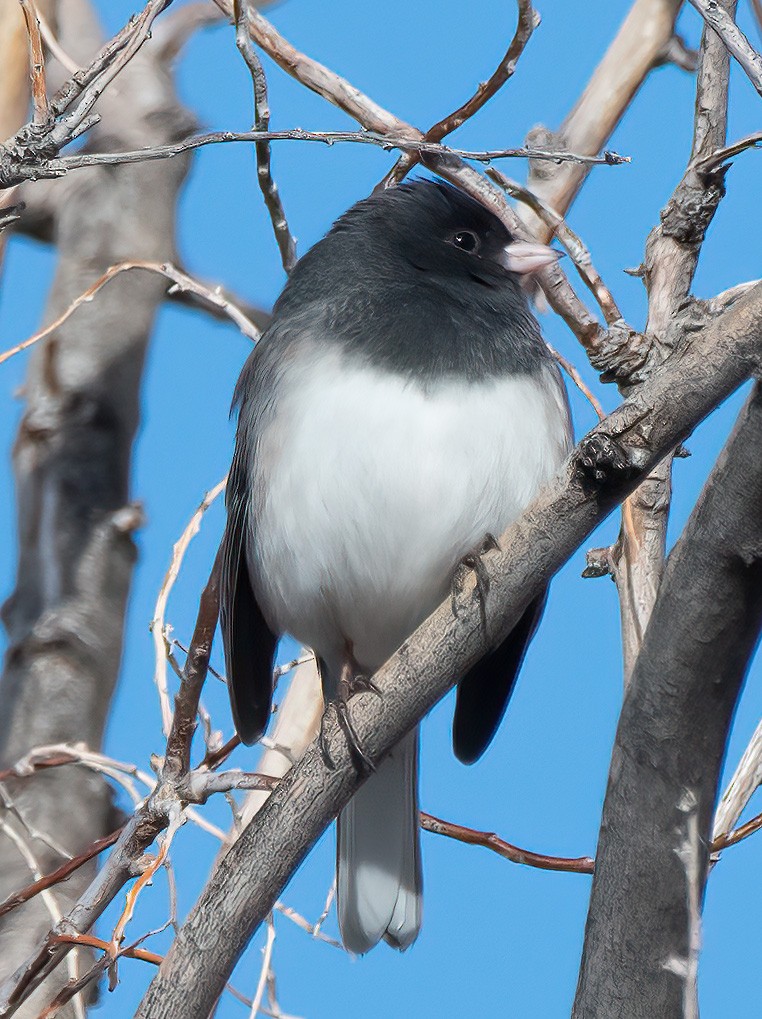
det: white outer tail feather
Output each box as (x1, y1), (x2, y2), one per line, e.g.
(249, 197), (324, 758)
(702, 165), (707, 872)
(337, 728), (422, 954)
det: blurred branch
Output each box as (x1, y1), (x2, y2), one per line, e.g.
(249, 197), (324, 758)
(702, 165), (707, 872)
(151, 480), (227, 739)
(133, 284), (762, 1019)
(519, 0), (690, 240)
(18, 0), (49, 126)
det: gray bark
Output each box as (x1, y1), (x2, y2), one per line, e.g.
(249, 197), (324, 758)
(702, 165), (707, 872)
(0, 0), (193, 1011)
(572, 384), (762, 1018)
(134, 284), (762, 1019)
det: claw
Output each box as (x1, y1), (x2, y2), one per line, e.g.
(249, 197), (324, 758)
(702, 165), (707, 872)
(451, 533), (500, 635)
(575, 433), (634, 487)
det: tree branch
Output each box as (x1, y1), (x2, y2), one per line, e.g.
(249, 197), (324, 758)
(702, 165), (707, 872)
(689, 0), (762, 96)
(520, 0), (688, 240)
(611, 0), (736, 682)
(572, 383), (762, 1018)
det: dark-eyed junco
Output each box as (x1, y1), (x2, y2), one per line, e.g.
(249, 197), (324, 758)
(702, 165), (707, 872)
(219, 179), (572, 954)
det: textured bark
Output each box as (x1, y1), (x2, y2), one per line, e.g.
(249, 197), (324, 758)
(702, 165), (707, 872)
(134, 285), (762, 1019)
(572, 385), (762, 1019)
(0, 0), (193, 1012)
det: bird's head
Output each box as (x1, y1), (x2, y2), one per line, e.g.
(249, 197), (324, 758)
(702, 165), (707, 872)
(328, 178), (560, 293)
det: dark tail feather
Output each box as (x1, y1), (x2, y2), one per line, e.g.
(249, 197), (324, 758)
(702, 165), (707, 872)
(453, 589), (547, 764)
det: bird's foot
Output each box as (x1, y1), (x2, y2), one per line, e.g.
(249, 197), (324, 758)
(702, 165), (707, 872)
(320, 652), (379, 776)
(575, 433), (634, 487)
(451, 533), (500, 634)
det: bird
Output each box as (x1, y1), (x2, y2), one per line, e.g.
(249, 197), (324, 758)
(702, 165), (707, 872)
(218, 178), (572, 955)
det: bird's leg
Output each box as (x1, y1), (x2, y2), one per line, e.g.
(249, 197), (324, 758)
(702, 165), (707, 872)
(451, 532), (501, 635)
(319, 641), (379, 775)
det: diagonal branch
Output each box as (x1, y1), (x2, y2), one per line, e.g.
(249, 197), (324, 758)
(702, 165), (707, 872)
(132, 285), (762, 1019)
(689, 0), (762, 95)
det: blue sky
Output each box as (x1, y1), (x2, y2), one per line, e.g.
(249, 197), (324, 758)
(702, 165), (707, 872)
(1, 1), (761, 1015)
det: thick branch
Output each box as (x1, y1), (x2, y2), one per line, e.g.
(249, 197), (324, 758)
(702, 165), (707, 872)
(572, 384), (762, 1018)
(133, 286), (762, 1019)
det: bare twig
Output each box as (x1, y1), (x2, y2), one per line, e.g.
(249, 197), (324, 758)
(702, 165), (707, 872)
(713, 717), (762, 837)
(0, 260), (260, 366)
(712, 807), (762, 852)
(689, 0), (762, 96)
(384, 0), (539, 184)
(420, 812), (594, 874)
(0, 129), (628, 190)
(488, 168), (627, 328)
(545, 343), (605, 421)
(151, 478), (227, 737)
(235, 0), (296, 273)
(692, 130), (762, 172)
(248, 914), (275, 1018)
(109, 805), (183, 962)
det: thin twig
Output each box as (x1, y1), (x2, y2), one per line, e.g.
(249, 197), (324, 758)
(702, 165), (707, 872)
(420, 812), (595, 874)
(384, 0), (539, 185)
(488, 167), (626, 327)
(248, 914), (276, 1018)
(692, 130), (762, 172)
(546, 343), (605, 421)
(0, 827), (124, 921)
(5, 130), (630, 187)
(109, 806), (184, 961)
(151, 478), (227, 737)
(711, 807), (762, 852)
(235, 0), (297, 273)
(0, 261), (259, 367)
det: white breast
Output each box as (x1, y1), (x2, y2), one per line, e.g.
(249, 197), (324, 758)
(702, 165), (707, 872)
(249, 347), (571, 675)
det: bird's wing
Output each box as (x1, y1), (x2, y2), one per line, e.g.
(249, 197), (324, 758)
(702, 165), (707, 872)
(452, 588), (547, 765)
(219, 444), (278, 746)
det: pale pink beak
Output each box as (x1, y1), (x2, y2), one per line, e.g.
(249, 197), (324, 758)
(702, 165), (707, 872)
(500, 240), (562, 275)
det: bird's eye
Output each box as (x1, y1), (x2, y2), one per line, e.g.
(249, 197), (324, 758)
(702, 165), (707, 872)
(452, 230), (479, 252)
